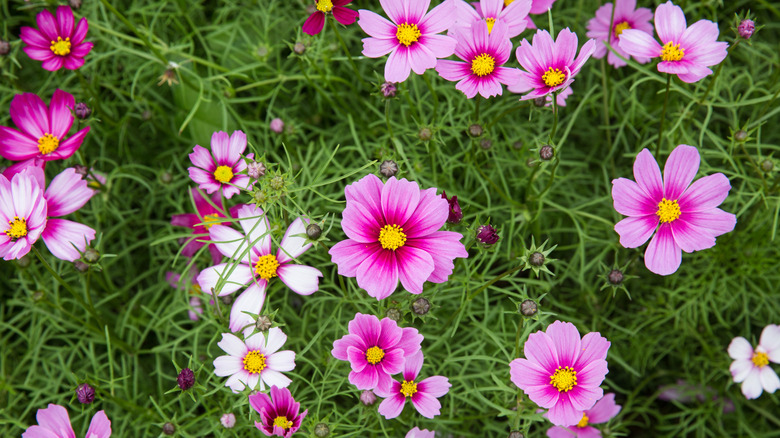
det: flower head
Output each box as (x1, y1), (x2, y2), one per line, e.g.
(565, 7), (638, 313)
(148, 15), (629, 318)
(376, 352), (451, 419)
(332, 313), (423, 393)
(328, 174), (468, 300)
(76, 383), (95, 404)
(546, 393), (622, 438)
(586, 0), (654, 67)
(0, 169), (47, 260)
(23, 404), (111, 438)
(510, 321), (610, 426)
(619, 1), (727, 83)
(737, 19), (755, 40)
(728, 325), (780, 399)
(249, 386), (308, 438)
(303, 0), (359, 35)
(358, 0), (458, 83)
(188, 130), (253, 199)
(178, 367), (195, 390)
(476, 224), (499, 245)
(171, 188), (230, 264)
(20, 6), (93, 71)
(611, 145), (736, 275)
(213, 327), (295, 393)
(451, 0), (532, 38)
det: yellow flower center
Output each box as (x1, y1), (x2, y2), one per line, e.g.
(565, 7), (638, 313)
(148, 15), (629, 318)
(485, 17), (496, 34)
(752, 351), (769, 368)
(471, 53), (496, 77)
(577, 413), (589, 428)
(50, 37), (71, 56)
(378, 224), (407, 250)
(396, 23), (421, 47)
(656, 198), (681, 223)
(213, 165), (234, 183)
(400, 380), (418, 398)
(614, 21), (631, 36)
(243, 350), (266, 374)
(201, 213), (220, 229)
(4, 217), (28, 239)
(254, 254), (280, 280)
(542, 67), (565, 87)
(316, 0), (333, 13)
(549, 366), (577, 392)
(37, 133), (59, 155)
(273, 416), (293, 430)
(366, 346), (385, 365)
(661, 41), (684, 62)
(504, 0), (515, 5)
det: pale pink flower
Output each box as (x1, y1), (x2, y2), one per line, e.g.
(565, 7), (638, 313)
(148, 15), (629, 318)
(22, 404), (111, 438)
(728, 325), (780, 399)
(188, 130), (253, 199)
(0, 168), (47, 260)
(546, 393), (621, 438)
(20, 5), (93, 71)
(376, 352), (451, 419)
(213, 328), (295, 393)
(406, 427), (436, 438)
(586, 0), (653, 67)
(450, 0), (532, 38)
(249, 386), (308, 437)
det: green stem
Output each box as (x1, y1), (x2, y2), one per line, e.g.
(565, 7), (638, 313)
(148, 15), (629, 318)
(422, 72), (439, 123)
(98, 0), (167, 64)
(385, 99), (394, 139)
(699, 40), (740, 104)
(474, 95), (481, 122)
(550, 93), (559, 142)
(656, 74), (671, 156)
(330, 19), (367, 87)
(599, 58), (613, 150)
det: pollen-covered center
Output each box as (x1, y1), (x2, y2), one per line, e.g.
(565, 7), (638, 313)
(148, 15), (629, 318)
(549, 366), (577, 392)
(50, 36), (71, 56)
(485, 17), (496, 34)
(396, 23), (421, 47)
(37, 133), (60, 155)
(471, 53), (496, 77)
(752, 351), (769, 368)
(656, 198), (681, 223)
(614, 21), (631, 36)
(4, 217), (28, 240)
(201, 213), (221, 229)
(378, 224), (407, 250)
(273, 416), (293, 430)
(213, 165), (234, 183)
(661, 41), (684, 62)
(316, 0), (333, 13)
(243, 350), (266, 374)
(365, 346), (385, 365)
(254, 254), (280, 280)
(577, 413), (589, 428)
(400, 380), (418, 397)
(542, 67), (566, 87)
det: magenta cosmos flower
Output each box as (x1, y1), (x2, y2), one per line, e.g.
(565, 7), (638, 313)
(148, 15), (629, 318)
(22, 404), (111, 438)
(249, 386), (308, 438)
(0, 90), (90, 174)
(358, 0), (457, 83)
(328, 174), (468, 300)
(376, 352), (451, 419)
(188, 130), (253, 199)
(20, 6), (93, 71)
(510, 29), (596, 102)
(302, 0), (358, 35)
(435, 21), (521, 99)
(611, 145), (736, 276)
(586, 0), (653, 68)
(451, 0), (532, 38)
(332, 313), (423, 393)
(728, 325), (780, 399)
(407, 428), (435, 438)
(619, 1), (727, 83)
(171, 188), (231, 264)
(510, 321), (610, 426)
(546, 393), (622, 438)
(198, 204), (322, 332)
(0, 169), (47, 260)
(213, 328), (295, 393)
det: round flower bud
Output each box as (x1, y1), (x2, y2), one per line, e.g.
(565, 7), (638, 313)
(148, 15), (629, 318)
(738, 19), (755, 39)
(0, 40), (10, 56)
(480, 139), (492, 150)
(269, 175), (284, 190)
(533, 96), (546, 107)
(360, 390), (377, 406)
(270, 118), (284, 134)
(220, 295), (233, 305)
(385, 308), (401, 322)
(306, 223), (322, 240)
(314, 423), (330, 437)
(529, 252), (545, 267)
(248, 161), (266, 179)
(76, 383), (95, 404)
(379, 160), (398, 178)
(608, 269), (624, 285)
(177, 368), (195, 391)
(418, 127), (433, 142)
(293, 42), (306, 55)
(160, 172), (173, 184)
(220, 413), (236, 429)
(162, 422), (175, 435)
(73, 260), (89, 272)
(74, 102), (91, 119)
(411, 297), (431, 315)
(83, 248), (100, 264)
(256, 315), (273, 331)
(539, 145), (554, 161)
(761, 159), (773, 173)
(734, 130), (748, 142)
(468, 123), (483, 138)
(508, 432), (524, 438)
(381, 81), (397, 98)
(476, 224), (499, 245)
(519, 299), (537, 317)
(69, 0), (82, 9)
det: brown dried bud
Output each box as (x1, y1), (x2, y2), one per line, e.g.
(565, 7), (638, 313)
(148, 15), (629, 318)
(411, 298), (430, 315)
(379, 160), (398, 178)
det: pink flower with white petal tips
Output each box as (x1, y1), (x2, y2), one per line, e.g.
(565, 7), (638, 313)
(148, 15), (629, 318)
(376, 352), (451, 419)
(450, 0), (532, 38)
(213, 328), (295, 393)
(249, 386), (308, 437)
(188, 130), (253, 199)
(0, 169), (47, 260)
(728, 325), (780, 399)
(20, 6), (94, 71)
(197, 204), (322, 332)
(546, 393), (622, 438)
(22, 404), (111, 438)
(586, 0), (654, 68)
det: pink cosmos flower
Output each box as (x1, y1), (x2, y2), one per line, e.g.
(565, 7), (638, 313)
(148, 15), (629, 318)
(332, 313), (423, 393)
(213, 327), (295, 393)
(510, 29), (596, 102)
(358, 0), (457, 83)
(20, 6), (93, 71)
(435, 21), (522, 99)
(586, 0), (653, 68)
(302, 0), (359, 36)
(407, 427), (436, 438)
(37, 167), (96, 262)
(188, 130), (253, 199)
(611, 145), (736, 276)
(450, 0), (532, 38)
(197, 204), (322, 332)
(375, 352), (451, 419)
(171, 188), (231, 264)
(22, 404), (111, 438)
(0, 169), (47, 260)
(0, 90), (90, 175)
(546, 393), (622, 438)
(510, 321), (610, 427)
(728, 325), (780, 399)
(328, 174), (468, 300)
(249, 386), (308, 438)
(619, 1), (727, 83)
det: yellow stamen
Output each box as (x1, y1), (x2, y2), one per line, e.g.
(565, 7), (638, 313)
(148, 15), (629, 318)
(471, 53), (496, 77)
(504, 0), (515, 5)
(316, 0), (333, 13)
(37, 133), (59, 155)
(273, 416), (293, 430)
(549, 366), (577, 392)
(661, 41), (684, 62)
(541, 67), (565, 87)
(254, 254), (280, 280)
(201, 213), (221, 229)
(485, 17), (496, 34)
(656, 198), (681, 223)
(366, 346), (385, 365)
(752, 351), (769, 368)
(378, 224), (407, 250)
(243, 350), (266, 374)
(614, 21), (631, 36)
(213, 165), (234, 183)
(396, 23), (421, 47)
(50, 37), (71, 56)
(577, 413), (589, 428)
(4, 217), (28, 239)
(400, 380), (418, 397)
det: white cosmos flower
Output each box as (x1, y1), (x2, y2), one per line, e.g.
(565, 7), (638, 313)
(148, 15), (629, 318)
(213, 327), (295, 393)
(727, 324), (780, 399)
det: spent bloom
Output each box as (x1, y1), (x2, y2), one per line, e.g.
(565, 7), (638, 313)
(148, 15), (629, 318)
(22, 404), (111, 438)
(375, 352), (451, 419)
(619, 1), (727, 83)
(170, 188), (231, 264)
(611, 145), (736, 276)
(0, 169), (47, 260)
(188, 130), (253, 199)
(450, 0), (532, 38)
(328, 174), (468, 300)
(510, 321), (610, 426)
(302, 0), (358, 35)
(332, 313), (423, 393)
(435, 21), (521, 99)
(213, 327), (295, 393)
(546, 393), (622, 438)
(586, 0), (653, 67)
(407, 427), (436, 438)
(249, 386), (308, 438)
(728, 325), (780, 399)
(20, 6), (93, 71)
(358, 0), (457, 83)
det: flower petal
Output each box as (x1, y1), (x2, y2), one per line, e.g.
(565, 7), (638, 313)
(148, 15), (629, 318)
(663, 145), (700, 200)
(644, 223), (681, 275)
(277, 264), (322, 295)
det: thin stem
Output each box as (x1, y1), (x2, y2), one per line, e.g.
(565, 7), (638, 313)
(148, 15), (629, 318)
(330, 19), (367, 87)
(656, 74), (672, 156)
(385, 99), (394, 139)
(550, 93), (559, 142)
(474, 95), (481, 122)
(699, 40), (740, 104)
(599, 58), (613, 150)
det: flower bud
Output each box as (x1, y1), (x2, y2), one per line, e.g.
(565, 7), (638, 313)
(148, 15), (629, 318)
(360, 390), (377, 406)
(468, 123), (483, 138)
(519, 299), (537, 317)
(529, 252), (544, 267)
(480, 139), (492, 150)
(441, 191), (462, 224)
(162, 422), (175, 435)
(76, 383), (95, 404)
(314, 423), (330, 437)
(160, 172), (172, 184)
(83, 248), (100, 264)
(177, 368), (195, 391)
(533, 96), (546, 107)
(411, 297), (430, 315)
(74, 260), (89, 272)
(381, 81), (397, 98)
(734, 130), (748, 142)
(16, 254), (31, 268)
(220, 295), (233, 305)
(508, 432), (524, 438)
(248, 161), (266, 179)
(74, 102), (91, 120)
(73, 165), (89, 176)
(306, 223), (322, 240)
(69, 0), (82, 9)
(418, 127), (433, 142)
(761, 159), (773, 173)
(293, 42), (306, 55)
(385, 308), (401, 322)
(270, 118), (284, 134)
(379, 160), (398, 178)
(608, 269), (624, 285)
(512, 140), (523, 150)
(220, 413), (236, 429)
(269, 175), (284, 190)
(0, 40), (10, 56)
(539, 145), (554, 161)
(256, 315), (273, 331)
(476, 224), (499, 245)
(738, 19), (755, 39)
